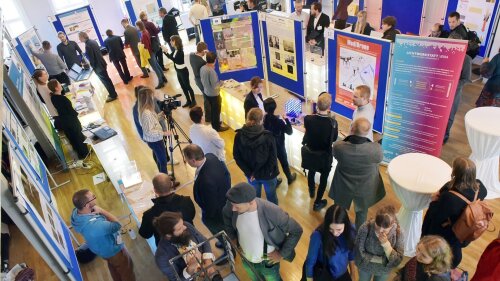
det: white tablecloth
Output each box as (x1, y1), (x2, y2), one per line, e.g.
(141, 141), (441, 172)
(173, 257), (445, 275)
(465, 107), (500, 199)
(388, 153), (452, 256)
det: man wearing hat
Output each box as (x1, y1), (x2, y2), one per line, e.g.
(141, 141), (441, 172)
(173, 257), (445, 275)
(222, 182), (303, 280)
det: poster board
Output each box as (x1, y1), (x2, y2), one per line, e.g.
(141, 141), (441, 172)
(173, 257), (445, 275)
(15, 27), (44, 74)
(54, 6), (103, 50)
(382, 35), (468, 162)
(130, 0), (162, 26)
(327, 31), (391, 133)
(262, 15), (305, 97)
(200, 12), (264, 82)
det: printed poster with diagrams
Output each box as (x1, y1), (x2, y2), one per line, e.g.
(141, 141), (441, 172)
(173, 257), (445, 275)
(58, 6), (100, 50)
(212, 14), (257, 73)
(17, 27), (44, 70)
(457, 0), (497, 46)
(266, 15), (297, 81)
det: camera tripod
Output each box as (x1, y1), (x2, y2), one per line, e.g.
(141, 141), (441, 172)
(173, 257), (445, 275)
(163, 111), (192, 180)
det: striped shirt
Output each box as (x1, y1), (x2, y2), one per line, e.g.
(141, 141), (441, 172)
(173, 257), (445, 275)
(140, 109), (164, 142)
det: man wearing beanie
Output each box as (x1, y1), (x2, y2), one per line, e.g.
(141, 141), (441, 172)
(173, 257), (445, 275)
(222, 182), (303, 280)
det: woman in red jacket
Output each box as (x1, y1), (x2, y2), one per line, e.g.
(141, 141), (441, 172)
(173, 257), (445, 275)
(136, 20), (166, 89)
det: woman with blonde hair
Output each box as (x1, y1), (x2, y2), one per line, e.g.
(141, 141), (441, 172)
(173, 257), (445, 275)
(395, 235), (452, 281)
(351, 11), (374, 35)
(422, 156), (487, 268)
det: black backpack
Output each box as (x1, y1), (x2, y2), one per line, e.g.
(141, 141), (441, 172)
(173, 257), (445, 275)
(466, 28), (481, 59)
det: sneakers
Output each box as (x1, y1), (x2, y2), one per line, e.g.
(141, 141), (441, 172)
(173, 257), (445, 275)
(287, 172), (297, 184)
(106, 96), (118, 103)
(313, 199), (327, 211)
(68, 160), (92, 169)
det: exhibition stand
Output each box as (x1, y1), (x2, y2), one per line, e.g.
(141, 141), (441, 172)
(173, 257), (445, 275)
(388, 153), (452, 257)
(52, 6), (104, 49)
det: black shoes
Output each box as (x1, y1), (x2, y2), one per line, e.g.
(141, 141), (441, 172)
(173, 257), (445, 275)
(313, 199), (327, 211)
(287, 172), (297, 185)
(182, 102), (191, 108)
(216, 125), (229, 132)
(140, 75), (149, 78)
(277, 178), (283, 187)
(189, 102), (197, 108)
(155, 83), (165, 89)
(308, 186), (315, 198)
(106, 96), (118, 103)
(123, 76), (133, 84)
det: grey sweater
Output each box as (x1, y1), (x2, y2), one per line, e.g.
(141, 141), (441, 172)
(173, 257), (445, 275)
(200, 65), (219, 97)
(355, 220), (404, 274)
(32, 50), (67, 75)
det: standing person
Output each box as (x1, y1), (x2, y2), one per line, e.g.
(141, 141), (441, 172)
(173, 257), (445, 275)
(476, 48), (500, 107)
(190, 42), (211, 121)
(332, 0), (353, 29)
(306, 2), (330, 52)
(471, 230), (500, 280)
(263, 98), (297, 184)
(56, 31), (83, 69)
(104, 29), (133, 84)
(244, 76), (265, 118)
(223, 182), (303, 280)
(159, 7), (179, 52)
(422, 157), (488, 269)
(447, 11), (468, 40)
(31, 41), (70, 85)
(290, 0), (310, 29)
(163, 35), (196, 108)
(209, 0), (225, 16)
(139, 11), (166, 71)
(122, 18), (149, 78)
(137, 87), (170, 174)
(183, 144), (230, 248)
(139, 173), (192, 246)
(136, 21), (167, 89)
(351, 11), (374, 35)
(303, 204), (356, 281)
(32, 69), (58, 118)
(189, 0), (209, 44)
(394, 236), (452, 281)
(444, 36), (472, 143)
(355, 205), (404, 281)
(78, 32), (118, 102)
(351, 85), (375, 141)
(189, 106), (226, 162)
(200, 51), (228, 131)
(71, 189), (136, 281)
(329, 118), (385, 229)
(302, 92), (338, 211)
(381, 16), (399, 42)
(234, 108), (280, 205)
(47, 79), (89, 166)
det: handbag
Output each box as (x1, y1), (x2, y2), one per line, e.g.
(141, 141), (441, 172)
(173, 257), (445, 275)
(301, 116), (337, 172)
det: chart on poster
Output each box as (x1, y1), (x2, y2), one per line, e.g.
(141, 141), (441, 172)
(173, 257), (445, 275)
(266, 15), (298, 81)
(57, 6), (100, 50)
(457, 0), (497, 46)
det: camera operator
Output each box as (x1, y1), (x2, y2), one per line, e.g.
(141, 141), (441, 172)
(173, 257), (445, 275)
(138, 87), (171, 174)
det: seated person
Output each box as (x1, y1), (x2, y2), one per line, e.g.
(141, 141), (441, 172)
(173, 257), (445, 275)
(351, 11), (374, 35)
(381, 16), (400, 42)
(429, 23), (448, 38)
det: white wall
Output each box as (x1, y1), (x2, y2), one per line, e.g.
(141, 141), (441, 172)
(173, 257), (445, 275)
(17, 0), (59, 48)
(88, 0), (126, 38)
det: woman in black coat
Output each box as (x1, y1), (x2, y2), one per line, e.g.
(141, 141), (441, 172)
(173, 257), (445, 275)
(243, 76), (265, 118)
(351, 11), (374, 36)
(422, 157), (487, 268)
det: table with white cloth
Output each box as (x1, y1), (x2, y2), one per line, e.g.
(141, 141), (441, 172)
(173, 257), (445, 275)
(465, 107), (500, 199)
(388, 153), (452, 257)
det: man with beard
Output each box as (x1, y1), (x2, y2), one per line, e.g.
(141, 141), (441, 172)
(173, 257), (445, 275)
(306, 2), (330, 53)
(153, 212), (216, 279)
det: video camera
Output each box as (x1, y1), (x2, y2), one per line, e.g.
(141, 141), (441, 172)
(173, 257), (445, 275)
(160, 94), (182, 115)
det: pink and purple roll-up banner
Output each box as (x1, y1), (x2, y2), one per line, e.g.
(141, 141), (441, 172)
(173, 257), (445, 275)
(382, 35), (468, 162)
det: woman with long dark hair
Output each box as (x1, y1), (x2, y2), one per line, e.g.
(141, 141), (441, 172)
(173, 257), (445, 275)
(303, 204), (356, 281)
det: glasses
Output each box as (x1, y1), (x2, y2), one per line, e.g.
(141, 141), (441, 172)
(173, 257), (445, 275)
(84, 195), (97, 206)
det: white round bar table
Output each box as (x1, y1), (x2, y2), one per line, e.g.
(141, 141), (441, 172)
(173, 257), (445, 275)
(465, 107), (500, 199)
(388, 153), (452, 257)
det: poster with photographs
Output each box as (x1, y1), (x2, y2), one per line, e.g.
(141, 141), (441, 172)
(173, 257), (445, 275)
(266, 15), (297, 81)
(212, 14), (257, 73)
(17, 27), (44, 70)
(58, 6), (100, 50)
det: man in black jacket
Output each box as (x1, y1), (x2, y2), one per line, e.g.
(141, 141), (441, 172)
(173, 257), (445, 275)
(56, 31), (83, 69)
(306, 2), (330, 52)
(233, 108), (280, 205)
(104, 29), (132, 84)
(448, 11), (468, 40)
(159, 7), (179, 52)
(78, 31), (118, 102)
(183, 144), (230, 248)
(139, 173), (196, 245)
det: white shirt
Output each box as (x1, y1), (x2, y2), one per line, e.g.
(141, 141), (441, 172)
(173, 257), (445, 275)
(189, 123), (226, 161)
(290, 10), (310, 29)
(313, 12), (322, 29)
(254, 93), (264, 111)
(36, 83), (58, 117)
(236, 210), (275, 263)
(189, 3), (209, 25)
(351, 102), (375, 141)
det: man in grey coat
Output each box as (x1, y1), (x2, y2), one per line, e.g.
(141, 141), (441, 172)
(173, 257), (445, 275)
(223, 182), (303, 280)
(328, 117), (386, 229)
(121, 18), (149, 78)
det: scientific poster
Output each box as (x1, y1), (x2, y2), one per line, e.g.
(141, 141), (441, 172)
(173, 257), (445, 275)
(212, 15), (257, 73)
(457, 0), (497, 46)
(58, 6), (100, 50)
(335, 34), (381, 111)
(131, 0), (162, 25)
(382, 36), (468, 162)
(17, 28), (44, 70)
(266, 15), (297, 81)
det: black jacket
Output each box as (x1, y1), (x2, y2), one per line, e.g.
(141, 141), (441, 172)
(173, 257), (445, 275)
(306, 13), (330, 49)
(243, 92), (263, 117)
(161, 14), (179, 43)
(351, 22), (374, 35)
(104, 35), (126, 62)
(382, 27), (400, 42)
(193, 154), (231, 220)
(139, 193), (196, 245)
(449, 23), (468, 40)
(263, 114), (292, 148)
(84, 39), (107, 71)
(164, 49), (185, 70)
(233, 124), (279, 180)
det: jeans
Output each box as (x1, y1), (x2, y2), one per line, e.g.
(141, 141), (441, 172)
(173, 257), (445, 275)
(358, 269), (389, 281)
(106, 248), (136, 281)
(243, 260), (281, 281)
(132, 50), (148, 76)
(194, 25), (201, 44)
(149, 54), (166, 86)
(248, 177), (278, 205)
(112, 58), (131, 83)
(147, 140), (168, 174)
(307, 169), (330, 204)
(155, 48), (165, 69)
(94, 68), (118, 98)
(207, 95), (221, 131)
(176, 68), (195, 104)
(276, 143), (293, 181)
(354, 202), (368, 231)
(445, 80), (465, 139)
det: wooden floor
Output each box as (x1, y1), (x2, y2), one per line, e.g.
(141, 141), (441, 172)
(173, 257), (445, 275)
(7, 45), (500, 281)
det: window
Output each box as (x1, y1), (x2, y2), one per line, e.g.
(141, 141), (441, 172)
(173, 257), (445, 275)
(3, 0), (29, 37)
(50, 0), (89, 14)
